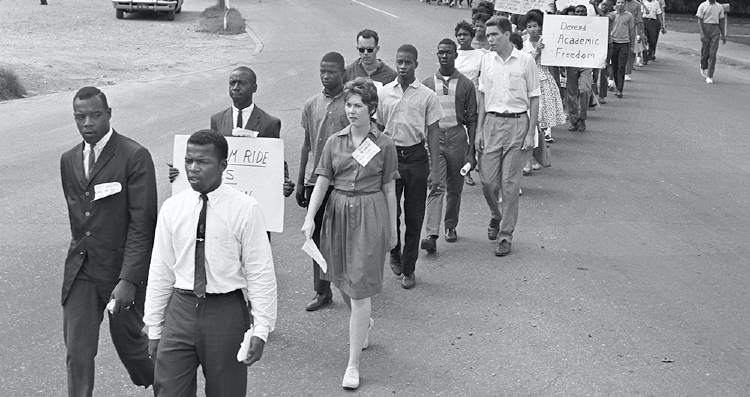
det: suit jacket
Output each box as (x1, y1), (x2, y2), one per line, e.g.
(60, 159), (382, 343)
(210, 105), (281, 138)
(59, 130), (158, 305)
(209, 105), (290, 179)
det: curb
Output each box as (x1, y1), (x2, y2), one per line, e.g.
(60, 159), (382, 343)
(659, 42), (750, 69)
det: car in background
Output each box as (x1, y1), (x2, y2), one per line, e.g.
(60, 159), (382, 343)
(112, 0), (184, 21)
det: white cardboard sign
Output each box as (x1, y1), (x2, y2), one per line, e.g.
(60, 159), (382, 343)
(171, 135), (285, 233)
(494, 0), (551, 15)
(541, 15), (609, 69)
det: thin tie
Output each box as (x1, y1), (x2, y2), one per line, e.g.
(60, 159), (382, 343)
(194, 193), (208, 298)
(87, 142), (97, 180)
(236, 108), (243, 128)
(442, 77), (450, 95)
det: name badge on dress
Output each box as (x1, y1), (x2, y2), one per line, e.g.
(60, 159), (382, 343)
(352, 138), (381, 167)
(93, 182), (122, 201)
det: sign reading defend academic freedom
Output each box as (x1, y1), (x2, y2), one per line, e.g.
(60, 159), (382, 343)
(494, 0), (550, 15)
(171, 135), (285, 233)
(541, 15), (608, 69)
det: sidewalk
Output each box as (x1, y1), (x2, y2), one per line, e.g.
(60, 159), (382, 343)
(659, 31), (750, 69)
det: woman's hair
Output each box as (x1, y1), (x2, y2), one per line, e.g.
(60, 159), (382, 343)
(473, 1), (495, 16)
(486, 16), (524, 50)
(455, 20), (475, 38)
(343, 77), (379, 116)
(524, 9), (544, 28)
(472, 11), (492, 24)
(560, 5), (577, 14)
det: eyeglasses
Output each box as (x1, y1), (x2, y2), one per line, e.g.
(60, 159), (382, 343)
(357, 47), (375, 53)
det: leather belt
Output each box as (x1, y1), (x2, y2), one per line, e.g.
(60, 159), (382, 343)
(487, 111), (526, 118)
(335, 190), (379, 197)
(175, 288), (237, 297)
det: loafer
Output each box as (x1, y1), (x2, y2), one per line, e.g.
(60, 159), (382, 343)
(401, 273), (416, 289)
(464, 174), (476, 186)
(487, 219), (500, 241)
(615, 91), (623, 98)
(598, 97), (607, 104)
(445, 228), (457, 243)
(420, 235), (437, 253)
(342, 364), (360, 389)
(389, 251), (402, 276)
(362, 318), (374, 349)
(495, 240), (511, 256)
(568, 122), (579, 131)
(305, 292), (333, 311)
(577, 120), (586, 132)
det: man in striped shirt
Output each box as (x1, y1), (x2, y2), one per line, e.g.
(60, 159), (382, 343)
(421, 38), (478, 252)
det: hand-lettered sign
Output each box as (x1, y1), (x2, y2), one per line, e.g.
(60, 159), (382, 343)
(494, 0), (551, 15)
(541, 15), (609, 69)
(171, 135), (285, 232)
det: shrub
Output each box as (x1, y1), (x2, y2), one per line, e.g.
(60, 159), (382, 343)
(0, 67), (27, 101)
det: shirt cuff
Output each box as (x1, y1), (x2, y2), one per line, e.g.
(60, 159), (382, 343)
(148, 325), (162, 340)
(253, 325), (270, 342)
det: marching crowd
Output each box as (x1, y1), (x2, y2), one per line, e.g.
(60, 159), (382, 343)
(59, 0), (725, 396)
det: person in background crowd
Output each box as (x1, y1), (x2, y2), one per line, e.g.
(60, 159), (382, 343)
(623, 0), (643, 81)
(565, 4), (595, 132)
(642, 0), (666, 65)
(476, 17), (540, 257)
(296, 52), (350, 312)
(421, 38), (478, 252)
(302, 78), (398, 389)
(592, 0), (614, 105)
(609, 0), (636, 97)
(697, 0), (726, 84)
(472, 10), (492, 50)
(344, 29), (399, 86)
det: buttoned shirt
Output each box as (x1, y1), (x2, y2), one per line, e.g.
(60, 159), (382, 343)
(82, 128), (113, 179)
(344, 59), (398, 86)
(300, 90), (349, 186)
(315, 124), (399, 192)
(232, 103), (255, 129)
(696, 1), (725, 24)
(643, 0), (662, 19)
(478, 48), (540, 114)
(144, 183), (277, 341)
(376, 79), (445, 147)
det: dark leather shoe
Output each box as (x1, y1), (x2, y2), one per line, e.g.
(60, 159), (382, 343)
(420, 235), (437, 253)
(401, 273), (416, 289)
(494, 240), (511, 256)
(568, 122), (579, 131)
(389, 251), (402, 276)
(487, 219), (500, 241)
(445, 228), (457, 243)
(305, 292), (333, 311)
(577, 120), (587, 131)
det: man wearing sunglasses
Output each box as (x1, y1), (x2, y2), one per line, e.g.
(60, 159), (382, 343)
(420, 38), (477, 253)
(344, 29), (398, 86)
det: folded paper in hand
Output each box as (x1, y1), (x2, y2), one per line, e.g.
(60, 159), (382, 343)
(302, 239), (327, 273)
(232, 128), (259, 137)
(236, 325), (255, 362)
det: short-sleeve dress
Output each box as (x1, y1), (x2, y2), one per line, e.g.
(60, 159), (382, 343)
(523, 37), (566, 130)
(314, 123), (399, 299)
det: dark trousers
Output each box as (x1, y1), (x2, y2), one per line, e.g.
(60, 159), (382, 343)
(63, 277), (153, 397)
(701, 24), (721, 78)
(425, 126), (467, 236)
(391, 143), (429, 276)
(611, 42), (630, 93)
(306, 185), (333, 294)
(154, 289), (251, 397)
(643, 18), (661, 60)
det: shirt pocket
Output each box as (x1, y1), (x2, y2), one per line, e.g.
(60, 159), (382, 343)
(209, 228), (242, 279)
(508, 72), (526, 95)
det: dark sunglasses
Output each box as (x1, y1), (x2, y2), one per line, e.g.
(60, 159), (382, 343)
(357, 47), (375, 53)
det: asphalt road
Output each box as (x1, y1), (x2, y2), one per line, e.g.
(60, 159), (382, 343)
(1, 0), (750, 396)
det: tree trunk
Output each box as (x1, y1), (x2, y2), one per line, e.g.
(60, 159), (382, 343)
(216, 0), (226, 8)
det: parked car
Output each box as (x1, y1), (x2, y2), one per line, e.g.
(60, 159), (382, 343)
(112, 0), (184, 21)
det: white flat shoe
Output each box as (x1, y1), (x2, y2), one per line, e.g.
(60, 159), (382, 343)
(362, 318), (374, 349)
(342, 364), (360, 389)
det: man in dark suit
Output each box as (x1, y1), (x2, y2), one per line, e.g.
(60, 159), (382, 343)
(170, 66), (294, 196)
(60, 86), (157, 397)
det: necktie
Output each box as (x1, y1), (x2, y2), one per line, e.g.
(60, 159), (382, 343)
(87, 143), (96, 180)
(236, 109), (243, 128)
(194, 193), (208, 298)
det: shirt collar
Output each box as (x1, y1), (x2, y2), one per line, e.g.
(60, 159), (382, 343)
(335, 124), (381, 140)
(322, 89), (344, 100)
(385, 78), (421, 90)
(232, 103), (255, 115)
(357, 58), (385, 73)
(435, 69), (462, 81)
(488, 47), (521, 62)
(192, 183), (228, 208)
(86, 127), (113, 150)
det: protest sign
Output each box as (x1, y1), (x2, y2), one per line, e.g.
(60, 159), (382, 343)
(494, 0), (550, 15)
(541, 15), (608, 68)
(171, 135), (285, 233)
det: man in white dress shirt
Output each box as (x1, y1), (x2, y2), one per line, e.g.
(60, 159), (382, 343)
(145, 129), (277, 397)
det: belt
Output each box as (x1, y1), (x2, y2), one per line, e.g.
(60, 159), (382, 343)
(487, 111), (526, 118)
(335, 189), (379, 197)
(175, 288), (238, 297)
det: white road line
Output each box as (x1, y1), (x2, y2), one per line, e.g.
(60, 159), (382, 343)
(352, 0), (400, 18)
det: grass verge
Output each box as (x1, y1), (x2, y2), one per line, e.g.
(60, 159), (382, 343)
(666, 13), (750, 46)
(0, 66), (27, 101)
(197, 6), (246, 35)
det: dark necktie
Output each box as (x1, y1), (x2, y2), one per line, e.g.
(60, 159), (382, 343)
(87, 143), (96, 180)
(194, 193), (208, 298)
(236, 109), (243, 128)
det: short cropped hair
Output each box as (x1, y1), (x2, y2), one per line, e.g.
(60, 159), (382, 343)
(321, 51), (345, 71)
(486, 16), (513, 33)
(438, 38), (458, 52)
(187, 129), (228, 161)
(343, 77), (379, 116)
(356, 29), (380, 45)
(397, 44), (418, 60)
(455, 20), (475, 38)
(74, 86), (108, 109)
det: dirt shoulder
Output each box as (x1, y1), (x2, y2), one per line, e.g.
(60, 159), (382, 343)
(0, 0), (255, 97)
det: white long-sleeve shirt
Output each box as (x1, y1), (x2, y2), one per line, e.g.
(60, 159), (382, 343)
(144, 183), (277, 341)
